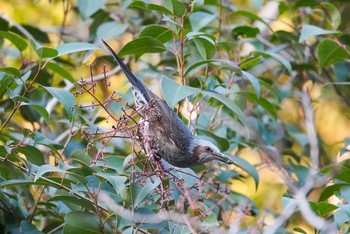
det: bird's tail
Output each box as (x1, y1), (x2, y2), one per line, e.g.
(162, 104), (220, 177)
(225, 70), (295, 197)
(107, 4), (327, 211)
(102, 40), (150, 102)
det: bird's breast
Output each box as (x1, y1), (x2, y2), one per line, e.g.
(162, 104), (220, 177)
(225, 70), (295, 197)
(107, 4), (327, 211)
(140, 109), (197, 167)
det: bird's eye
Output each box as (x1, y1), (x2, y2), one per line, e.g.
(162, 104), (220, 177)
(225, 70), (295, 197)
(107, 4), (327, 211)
(205, 146), (211, 152)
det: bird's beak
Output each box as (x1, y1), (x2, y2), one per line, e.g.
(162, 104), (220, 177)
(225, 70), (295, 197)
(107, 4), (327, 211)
(214, 153), (233, 164)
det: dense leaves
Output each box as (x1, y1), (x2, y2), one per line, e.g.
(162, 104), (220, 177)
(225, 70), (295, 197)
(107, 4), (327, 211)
(0, 0), (350, 233)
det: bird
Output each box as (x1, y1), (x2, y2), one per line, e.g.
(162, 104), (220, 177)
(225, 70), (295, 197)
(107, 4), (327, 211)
(102, 40), (233, 168)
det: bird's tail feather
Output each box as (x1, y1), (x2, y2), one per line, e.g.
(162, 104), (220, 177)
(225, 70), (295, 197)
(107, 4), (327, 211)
(102, 40), (150, 102)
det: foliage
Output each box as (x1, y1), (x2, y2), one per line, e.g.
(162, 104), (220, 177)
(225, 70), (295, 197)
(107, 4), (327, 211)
(0, 0), (350, 233)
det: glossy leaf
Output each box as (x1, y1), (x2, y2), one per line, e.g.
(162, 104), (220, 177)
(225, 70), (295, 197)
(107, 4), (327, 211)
(34, 164), (67, 181)
(161, 75), (200, 109)
(299, 24), (340, 43)
(164, 0), (186, 17)
(63, 211), (112, 234)
(77, 0), (107, 19)
(193, 37), (216, 60)
(317, 201), (338, 217)
(130, 176), (161, 207)
(0, 179), (35, 187)
(232, 26), (260, 38)
(139, 25), (173, 43)
(43, 86), (76, 119)
(233, 10), (272, 31)
(238, 92), (277, 119)
(17, 145), (45, 166)
(189, 11), (217, 32)
(20, 221), (43, 234)
(0, 30), (28, 51)
(321, 2), (341, 30)
(0, 67), (21, 77)
(184, 59), (219, 76)
(48, 195), (95, 211)
(241, 71), (261, 97)
(30, 39), (58, 58)
(334, 204), (350, 228)
(317, 39), (348, 68)
(251, 50), (292, 73)
(118, 37), (166, 57)
(128, 1), (172, 15)
(45, 62), (75, 82)
(96, 21), (128, 41)
(230, 156), (259, 189)
(95, 172), (127, 199)
(20, 103), (49, 124)
(56, 42), (99, 57)
(203, 90), (248, 127)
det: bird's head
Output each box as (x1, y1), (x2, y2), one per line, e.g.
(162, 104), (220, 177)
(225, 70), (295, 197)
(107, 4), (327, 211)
(191, 138), (233, 165)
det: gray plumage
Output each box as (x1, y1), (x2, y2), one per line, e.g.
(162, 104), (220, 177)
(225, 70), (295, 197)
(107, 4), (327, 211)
(102, 40), (232, 167)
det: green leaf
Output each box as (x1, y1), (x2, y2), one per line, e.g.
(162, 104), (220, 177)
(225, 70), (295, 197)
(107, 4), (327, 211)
(230, 156), (259, 189)
(128, 1), (173, 15)
(321, 165), (350, 184)
(118, 37), (166, 57)
(77, 0), (107, 19)
(20, 221), (44, 234)
(233, 10), (272, 31)
(164, 0), (186, 17)
(317, 39), (348, 68)
(56, 42), (99, 57)
(0, 30), (28, 51)
(321, 2), (341, 30)
(96, 21), (128, 41)
(130, 176), (161, 207)
(43, 86), (75, 119)
(34, 164), (86, 183)
(317, 201), (338, 217)
(45, 62), (75, 82)
(241, 71), (261, 97)
(186, 32), (216, 43)
(34, 131), (64, 151)
(238, 92), (277, 119)
(196, 129), (230, 152)
(193, 37), (216, 60)
(186, 32), (216, 59)
(95, 173), (127, 199)
(184, 59), (219, 76)
(20, 103), (50, 124)
(201, 213), (219, 227)
(298, 24), (340, 43)
(334, 204), (350, 228)
(169, 167), (199, 200)
(293, 227), (308, 234)
(0, 179), (35, 187)
(161, 75), (200, 109)
(0, 67), (21, 77)
(93, 156), (125, 174)
(203, 90), (248, 127)
(189, 11), (217, 32)
(192, 0), (204, 12)
(64, 211), (112, 234)
(29, 39), (58, 58)
(34, 164), (66, 181)
(139, 25), (173, 43)
(251, 50), (292, 73)
(239, 56), (262, 70)
(340, 186), (350, 203)
(232, 26), (260, 38)
(17, 145), (45, 166)
(48, 195), (95, 211)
